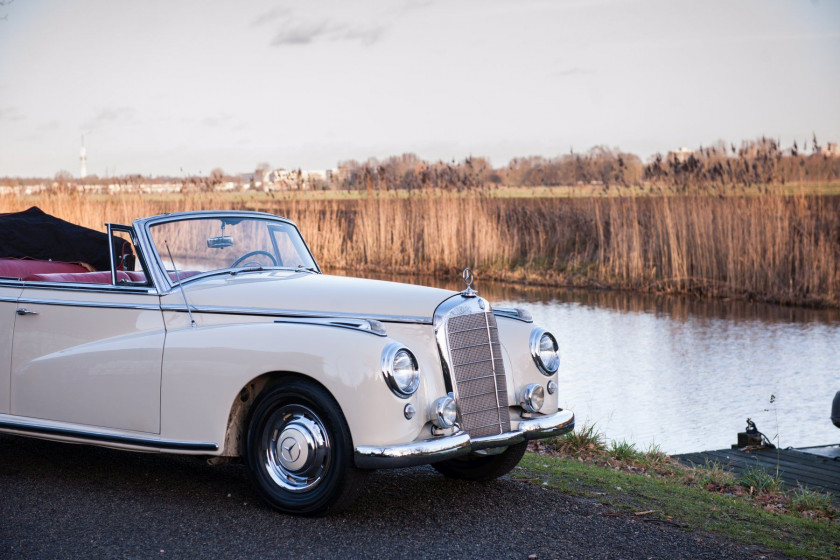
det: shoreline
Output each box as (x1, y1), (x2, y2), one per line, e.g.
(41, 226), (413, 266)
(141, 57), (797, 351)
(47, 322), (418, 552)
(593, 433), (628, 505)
(328, 264), (840, 310)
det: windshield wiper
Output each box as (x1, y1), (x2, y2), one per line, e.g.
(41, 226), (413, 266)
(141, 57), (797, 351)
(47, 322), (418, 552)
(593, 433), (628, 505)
(296, 265), (319, 274)
(230, 265), (265, 275)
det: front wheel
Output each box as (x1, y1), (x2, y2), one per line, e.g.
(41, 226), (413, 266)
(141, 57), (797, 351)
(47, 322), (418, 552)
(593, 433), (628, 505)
(244, 379), (364, 516)
(432, 441), (527, 481)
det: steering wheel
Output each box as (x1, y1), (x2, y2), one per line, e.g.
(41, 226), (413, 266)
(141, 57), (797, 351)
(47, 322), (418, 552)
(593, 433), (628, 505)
(231, 250), (278, 268)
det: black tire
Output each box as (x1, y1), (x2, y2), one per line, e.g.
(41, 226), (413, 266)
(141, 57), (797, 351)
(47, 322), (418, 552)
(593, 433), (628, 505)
(244, 378), (365, 516)
(432, 441), (527, 481)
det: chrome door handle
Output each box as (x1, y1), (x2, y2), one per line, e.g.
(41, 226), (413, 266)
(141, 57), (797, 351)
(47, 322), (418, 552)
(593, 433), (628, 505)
(16, 308), (38, 316)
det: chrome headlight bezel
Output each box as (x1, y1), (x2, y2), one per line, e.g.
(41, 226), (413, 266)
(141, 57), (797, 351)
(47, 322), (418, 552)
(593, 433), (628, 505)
(431, 395), (458, 428)
(520, 383), (545, 413)
(381, 342), (420, 398)
(529, 327), (559, 376)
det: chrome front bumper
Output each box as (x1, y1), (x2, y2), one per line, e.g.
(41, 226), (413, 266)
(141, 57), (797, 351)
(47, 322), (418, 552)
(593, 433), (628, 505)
(354, 409), (574, 469)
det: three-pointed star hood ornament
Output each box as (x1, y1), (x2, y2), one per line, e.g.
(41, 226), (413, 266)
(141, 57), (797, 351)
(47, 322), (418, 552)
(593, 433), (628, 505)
(461, 267), (478, 298)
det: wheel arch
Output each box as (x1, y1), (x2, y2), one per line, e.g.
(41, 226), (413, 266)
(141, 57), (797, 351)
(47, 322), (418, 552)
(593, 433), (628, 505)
(219, 370), (345, 458)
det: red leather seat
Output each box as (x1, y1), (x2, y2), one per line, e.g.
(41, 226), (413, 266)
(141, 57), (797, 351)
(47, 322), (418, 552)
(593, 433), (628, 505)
(25, 271), (133, 284)
(0, 258), (90, 279)
(23, 269), (200, 284)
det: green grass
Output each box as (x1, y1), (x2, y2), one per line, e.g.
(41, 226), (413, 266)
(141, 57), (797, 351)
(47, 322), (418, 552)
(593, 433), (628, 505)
(608, 439), (642, 462)
(686, 459), (736, 491)
(791, 485), (835, 515)
(544, 423), (606, 455)
(514, 452), (840, 559)
(738, 464), (783, 494)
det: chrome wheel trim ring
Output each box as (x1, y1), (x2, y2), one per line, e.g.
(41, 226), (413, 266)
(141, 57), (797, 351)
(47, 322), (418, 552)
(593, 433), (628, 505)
(262, 404), (331, 493)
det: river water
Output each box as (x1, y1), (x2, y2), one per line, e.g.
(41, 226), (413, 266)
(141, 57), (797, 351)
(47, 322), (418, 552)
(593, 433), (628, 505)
(369, 274), (840, 455)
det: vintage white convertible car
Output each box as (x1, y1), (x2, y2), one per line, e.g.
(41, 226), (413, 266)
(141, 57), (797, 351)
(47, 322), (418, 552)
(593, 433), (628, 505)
(0, 207), (574, 515)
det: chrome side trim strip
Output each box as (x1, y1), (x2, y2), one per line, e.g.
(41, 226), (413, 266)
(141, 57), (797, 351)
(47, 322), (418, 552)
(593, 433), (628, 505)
(274, 317), (387, 336)
(354, 410), (575, 468)
(0, 419), (218, 452)
(161, 304), (432, 325)
(20, 282), (156, 295)
(16, 298), (161, 311)
(10, 281), (159, 296)
(493, 307), (534, 323)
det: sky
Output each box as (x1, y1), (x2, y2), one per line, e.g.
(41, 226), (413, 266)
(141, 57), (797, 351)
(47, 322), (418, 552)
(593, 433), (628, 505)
(0, 0), (838, 177)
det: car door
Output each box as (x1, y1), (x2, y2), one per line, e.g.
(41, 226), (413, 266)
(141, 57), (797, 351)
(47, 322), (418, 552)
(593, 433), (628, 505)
(0, 285), (23, 414)
(11, 283), (165, 433)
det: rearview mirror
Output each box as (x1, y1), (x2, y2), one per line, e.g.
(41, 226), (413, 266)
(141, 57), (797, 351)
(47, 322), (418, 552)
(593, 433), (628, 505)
(207, 236), (235, 249)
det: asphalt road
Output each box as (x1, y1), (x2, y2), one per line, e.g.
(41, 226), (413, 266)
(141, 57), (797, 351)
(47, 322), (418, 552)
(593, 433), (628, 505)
(0, 434), (778, 560)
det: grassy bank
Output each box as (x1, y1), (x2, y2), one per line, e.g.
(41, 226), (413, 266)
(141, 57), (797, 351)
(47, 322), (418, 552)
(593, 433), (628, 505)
(1, 189), (838, 307)
(519, 428), (838, 559)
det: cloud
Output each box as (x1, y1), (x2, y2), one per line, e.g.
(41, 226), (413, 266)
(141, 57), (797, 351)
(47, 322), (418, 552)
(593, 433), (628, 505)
(271, 20), (331, 45)
(0, 106), (25, 122)
(83, 107), (135, 131)
(251, 7), (289, 27)
(270, 18), (386, 46)
(334, 25), (384, 46)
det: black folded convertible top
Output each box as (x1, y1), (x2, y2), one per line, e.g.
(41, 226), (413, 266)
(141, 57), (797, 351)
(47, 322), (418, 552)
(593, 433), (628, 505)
(0, 207), (118, 271)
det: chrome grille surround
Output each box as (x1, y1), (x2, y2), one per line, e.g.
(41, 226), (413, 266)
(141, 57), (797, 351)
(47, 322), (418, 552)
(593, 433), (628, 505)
(434, 295), (511, 439)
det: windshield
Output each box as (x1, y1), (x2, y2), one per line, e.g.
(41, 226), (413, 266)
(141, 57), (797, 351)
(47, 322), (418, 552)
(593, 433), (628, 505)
(147, 216), (318, 280)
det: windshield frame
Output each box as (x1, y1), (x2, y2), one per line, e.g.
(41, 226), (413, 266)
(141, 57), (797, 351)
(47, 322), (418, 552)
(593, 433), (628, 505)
(134, 211), (320, 293)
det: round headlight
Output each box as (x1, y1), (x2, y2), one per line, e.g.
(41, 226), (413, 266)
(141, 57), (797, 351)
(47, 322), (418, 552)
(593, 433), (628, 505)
(520, 383), (545, 413)
(530, 328), (559, 375)
(431, 396), (458, 428)
(381, 343), (420, 398)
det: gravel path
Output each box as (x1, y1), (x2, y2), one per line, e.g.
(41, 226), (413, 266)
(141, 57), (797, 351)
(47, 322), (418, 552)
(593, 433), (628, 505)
(0, 434), (780, 560)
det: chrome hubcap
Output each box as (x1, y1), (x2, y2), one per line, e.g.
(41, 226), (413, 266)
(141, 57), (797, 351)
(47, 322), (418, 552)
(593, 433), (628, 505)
(263, 405), (331, 493)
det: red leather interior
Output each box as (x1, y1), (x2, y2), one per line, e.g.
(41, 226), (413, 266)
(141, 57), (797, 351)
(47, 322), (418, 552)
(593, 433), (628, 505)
(0, 258), (90, 279)
(22, 269), (200, 284)
(25, 271), (134, 283)
(168, 271), (200, 282)
(118, 271), (201, 282)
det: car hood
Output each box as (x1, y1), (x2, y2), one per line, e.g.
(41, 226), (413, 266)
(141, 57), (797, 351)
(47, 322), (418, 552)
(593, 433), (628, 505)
(177, 271), (458, 322)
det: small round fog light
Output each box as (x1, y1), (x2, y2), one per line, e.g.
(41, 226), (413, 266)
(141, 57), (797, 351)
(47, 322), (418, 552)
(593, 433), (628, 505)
(520, 383), (545, 413)
(431, 396), (457, 428)
(547, 380), (557, 395)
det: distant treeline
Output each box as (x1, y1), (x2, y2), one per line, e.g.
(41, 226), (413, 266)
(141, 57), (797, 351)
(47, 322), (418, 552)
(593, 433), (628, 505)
(3, 137), (839, 192)
(335, 137), (840, 192)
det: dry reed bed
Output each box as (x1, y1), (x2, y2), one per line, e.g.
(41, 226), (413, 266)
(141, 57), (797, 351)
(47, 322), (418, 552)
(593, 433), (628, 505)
(2, 192), (838, 307)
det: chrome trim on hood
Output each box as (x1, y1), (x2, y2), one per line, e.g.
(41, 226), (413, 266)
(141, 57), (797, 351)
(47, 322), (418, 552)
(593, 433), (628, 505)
(274, 316), (387, 336)
(493, 307), (534, 323)
(161, 303), (432, 324)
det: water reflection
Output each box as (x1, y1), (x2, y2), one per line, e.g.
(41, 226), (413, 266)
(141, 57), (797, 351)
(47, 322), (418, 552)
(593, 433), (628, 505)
(336, 271), (840, 454)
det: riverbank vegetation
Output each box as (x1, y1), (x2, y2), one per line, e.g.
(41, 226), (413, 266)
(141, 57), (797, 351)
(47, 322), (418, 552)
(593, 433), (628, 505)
(2, 186), (838, 308)
(519, 426), (838, 559)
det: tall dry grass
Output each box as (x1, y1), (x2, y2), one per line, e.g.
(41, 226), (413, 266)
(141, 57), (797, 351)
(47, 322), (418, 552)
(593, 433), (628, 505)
(1, 190), (838, 307)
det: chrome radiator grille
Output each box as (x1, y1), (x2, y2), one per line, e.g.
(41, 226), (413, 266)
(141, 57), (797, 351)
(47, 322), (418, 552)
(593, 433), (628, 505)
(446, 311), (511, 438)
